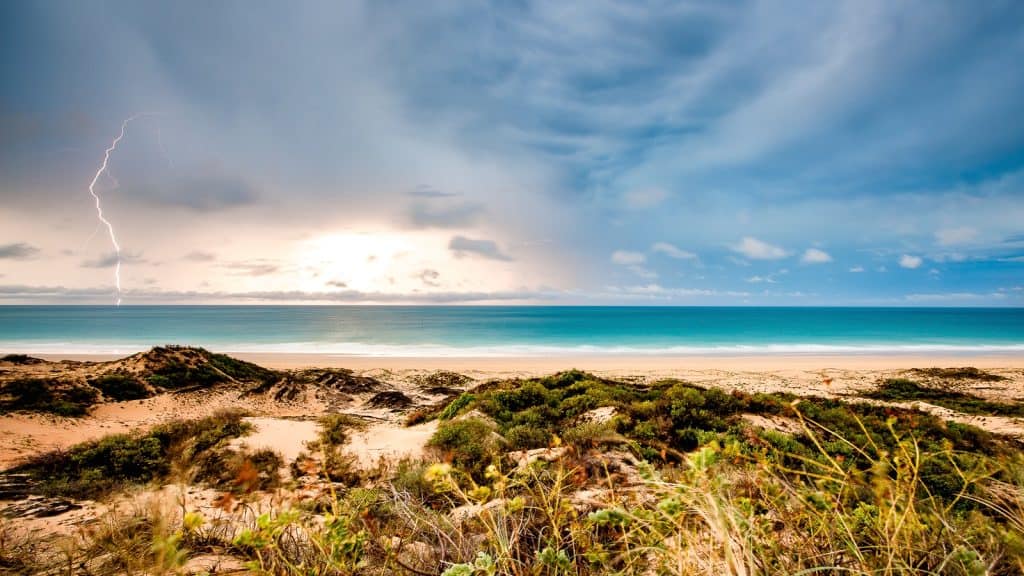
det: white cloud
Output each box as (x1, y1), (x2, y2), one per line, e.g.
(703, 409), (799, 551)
(745, 275), (777, 284)
(800, 248), (832, 264)
(731, 237), (788, 260)
(611, 250), (646, 265)
(651, 242), (696, 260)
(621, 187), (668, 210)
(935, 226), (977, 246)
(849, 266), (864, 272)
(899, 254), (923, 269)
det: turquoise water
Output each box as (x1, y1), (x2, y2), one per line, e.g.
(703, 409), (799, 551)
(0, 306), (1022, 356)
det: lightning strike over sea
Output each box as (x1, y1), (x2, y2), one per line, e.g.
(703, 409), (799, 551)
(87, 115), (142, 306)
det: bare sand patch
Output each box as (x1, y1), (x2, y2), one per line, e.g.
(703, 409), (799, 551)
(346, 420), (438, 468)
(229, 417), (321, 465)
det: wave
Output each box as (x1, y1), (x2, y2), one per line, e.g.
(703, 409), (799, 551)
(3, 340), (1024, 357)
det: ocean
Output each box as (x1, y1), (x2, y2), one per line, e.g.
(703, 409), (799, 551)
(0, 305), (1022, 357)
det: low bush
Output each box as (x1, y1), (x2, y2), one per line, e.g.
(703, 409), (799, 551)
(428, 417), (504, 481)
(194, 447), (283, 493)
(425, 371), (1020, 512)
(91, 373), (152, 401)
(0, 354), (42, 364)
(909, 366), (1007, 382)
(863, 378), (1024, 416)
(13, 409), (252, 499)
(0, 378), (99, 416)
(146, 360), (228, 390)
(439, 393), (475, 420)
(504, 424), (551, 450)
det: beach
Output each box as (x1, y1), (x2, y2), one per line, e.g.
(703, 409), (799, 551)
(4, 350), (1022, 469)
(4, 345), (1024, 572)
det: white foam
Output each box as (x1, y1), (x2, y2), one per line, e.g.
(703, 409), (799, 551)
(2, 340), (1024, 357)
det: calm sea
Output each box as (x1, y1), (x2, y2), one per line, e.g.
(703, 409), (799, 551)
(0, 306), (1022, 357)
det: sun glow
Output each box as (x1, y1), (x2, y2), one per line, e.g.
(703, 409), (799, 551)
(296, 231), (443, 293)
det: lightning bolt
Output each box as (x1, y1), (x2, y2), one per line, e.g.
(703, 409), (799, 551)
(88, 114), (143, 306)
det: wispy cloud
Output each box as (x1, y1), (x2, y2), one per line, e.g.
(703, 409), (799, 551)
(80, 251), (147, 268)
(651, 242), (696, 260)
(183, 251), (217, 262)
(935, 227), (977, 246)
(222, 261), (281, 276)
(408, 185), (457, 199)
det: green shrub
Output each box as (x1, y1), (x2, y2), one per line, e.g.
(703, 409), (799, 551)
(492, 381), (553, 413)
(505, 424), (551, 450)
(439, 393), (475, 420)
(862, 378), (1024, 416)
(428, 418), (503, 480)
(15, 409), (251, 499)
(665, 383), (742, 431)
(909, 367), (1007, 382)
(206, 351), (280, 385)
(147, 360), (227, 389)
(0, 378), (99, 416)
(92, 373), (152, 401)
(1, 354), (40, 364)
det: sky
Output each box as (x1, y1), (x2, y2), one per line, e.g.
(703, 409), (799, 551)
(1, 0), (1023, 306)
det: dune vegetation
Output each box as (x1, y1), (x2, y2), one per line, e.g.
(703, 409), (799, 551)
(2, 361), (1024, 575)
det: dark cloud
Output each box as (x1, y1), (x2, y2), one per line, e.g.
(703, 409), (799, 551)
(407, 201), (484, 229)
(80, 251), (146, 268)
(417, 268), (441, 287)
(0, 284), (112, 297)
(408, 185), (457, 199)
(158, 174), (258, 211)
(448, 235), (513, 261)
(327, 280), (348, 288)
(183, 251), (217, 262)
(0, 242), (39, 260)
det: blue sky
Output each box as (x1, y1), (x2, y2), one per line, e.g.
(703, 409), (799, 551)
(1, 0), (1023, 305)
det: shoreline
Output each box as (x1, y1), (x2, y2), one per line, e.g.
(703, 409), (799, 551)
(32, 351), (1024, 372)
